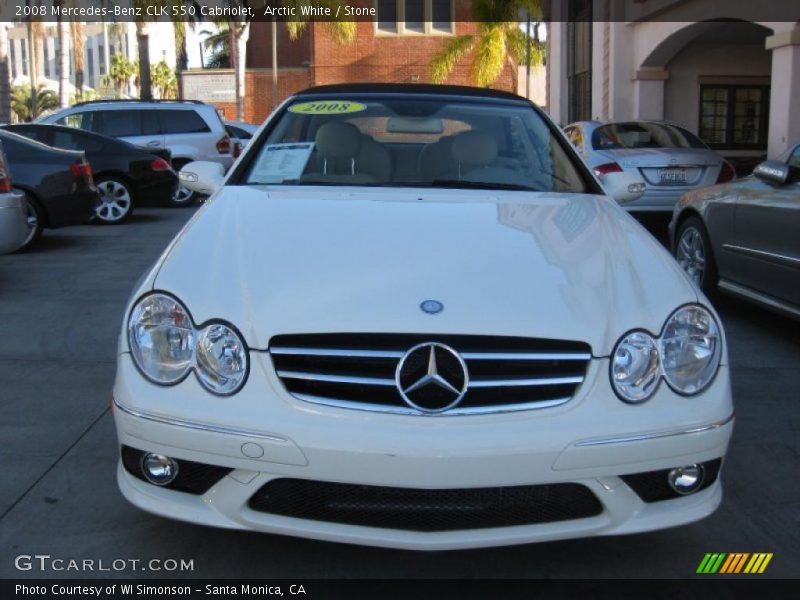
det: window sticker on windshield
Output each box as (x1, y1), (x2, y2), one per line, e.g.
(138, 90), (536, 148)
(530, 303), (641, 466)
(288, 101), (367, 115)
(250, 142), (315, 183)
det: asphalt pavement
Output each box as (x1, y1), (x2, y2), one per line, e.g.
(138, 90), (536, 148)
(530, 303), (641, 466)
(0, 207), (798, 579)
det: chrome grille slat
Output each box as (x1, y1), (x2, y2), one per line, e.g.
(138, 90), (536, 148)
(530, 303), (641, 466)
(270, 334), (592, 415)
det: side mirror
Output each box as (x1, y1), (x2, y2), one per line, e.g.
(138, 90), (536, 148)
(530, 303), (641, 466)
(601, 171), (647, 204)
(179, 161), (225, 195)
(752, 160), (789, 186)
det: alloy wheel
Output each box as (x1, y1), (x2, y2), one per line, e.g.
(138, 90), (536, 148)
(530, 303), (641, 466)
(676, 226), (706, 285)
(95, 180), (132, 223)
(23, 199), (38, 247)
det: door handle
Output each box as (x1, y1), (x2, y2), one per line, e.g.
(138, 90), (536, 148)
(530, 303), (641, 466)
(146, 141), (160, 147)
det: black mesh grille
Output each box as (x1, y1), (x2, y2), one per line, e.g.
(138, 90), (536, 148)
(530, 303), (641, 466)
(270, 333), (592, 414)
(121, 446), (232, 495)
(621, 459), (722, 503)
(248, 478), (603, 532)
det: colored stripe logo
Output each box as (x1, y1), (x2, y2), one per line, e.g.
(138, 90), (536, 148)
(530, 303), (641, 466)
(697, 553), (773, 574)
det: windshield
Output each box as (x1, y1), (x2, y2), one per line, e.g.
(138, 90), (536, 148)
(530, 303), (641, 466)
(241, 97), (588, 193)
(592, 122), (708, 150)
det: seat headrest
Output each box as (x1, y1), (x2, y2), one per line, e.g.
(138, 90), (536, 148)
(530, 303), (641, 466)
(315, 122), (362, 159)
(451, 131), (498, 166)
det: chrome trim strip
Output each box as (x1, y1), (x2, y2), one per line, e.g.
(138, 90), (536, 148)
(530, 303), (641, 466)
(277, 370), (397, 386)
(722, 243), (800, 267)
(573, 414), (735, 447)
(718, 280), (800, 318)
(462, 351), (592, 361)
(114, 400), (288, 442)
(469, 376), (584, 388)
(270, 346), (591, 362)
(277, 371), (583, 389)
(271, 347), (405, 359)
(291, 393), (572, 416)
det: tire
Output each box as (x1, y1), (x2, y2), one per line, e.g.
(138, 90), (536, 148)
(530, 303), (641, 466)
(168, 160), (199, 207)
(94, 177), (134, 224)
(675, 216), (718, 297)
(17, 193), (44, 252)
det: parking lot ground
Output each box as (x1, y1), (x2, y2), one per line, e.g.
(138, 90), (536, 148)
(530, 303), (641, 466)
(0, 207), (798, 579)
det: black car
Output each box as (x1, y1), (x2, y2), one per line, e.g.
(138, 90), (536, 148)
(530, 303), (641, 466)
(0, 129), (98, 250)
(3, 124), (178, 224)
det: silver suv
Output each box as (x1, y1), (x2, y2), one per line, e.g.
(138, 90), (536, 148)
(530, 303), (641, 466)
(39, 100), (233, 206)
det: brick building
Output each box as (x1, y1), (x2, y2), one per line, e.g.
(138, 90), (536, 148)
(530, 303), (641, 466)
(213, 1), (517, 123)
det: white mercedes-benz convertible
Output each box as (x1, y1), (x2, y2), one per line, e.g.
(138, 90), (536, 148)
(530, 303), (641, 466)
(113, 84), (733, 550)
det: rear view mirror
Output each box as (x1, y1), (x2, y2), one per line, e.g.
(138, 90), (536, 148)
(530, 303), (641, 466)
(753, 160), (789, 186)
(179, 161), (225, 195)
(601, 171), (647, 204)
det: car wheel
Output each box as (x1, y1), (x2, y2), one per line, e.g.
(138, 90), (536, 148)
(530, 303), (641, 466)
(17, 193), (44, 251)
(94, 177), (134, 224)
(169, 161), (199, 207)
(675, 216), (718, 296)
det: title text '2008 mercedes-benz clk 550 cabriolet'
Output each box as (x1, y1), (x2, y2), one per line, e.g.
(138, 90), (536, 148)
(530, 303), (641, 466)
(112, 84), (733, 550)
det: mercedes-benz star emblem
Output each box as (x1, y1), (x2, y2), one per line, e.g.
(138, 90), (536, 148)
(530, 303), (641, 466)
(395, 342), (469, 414)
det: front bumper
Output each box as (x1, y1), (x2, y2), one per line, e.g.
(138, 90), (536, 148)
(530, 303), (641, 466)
(113, 352), (733, 550)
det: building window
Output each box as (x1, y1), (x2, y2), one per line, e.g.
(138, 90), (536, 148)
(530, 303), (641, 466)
(10, 41), (17, 79)
(699, 85), (769, 149)
(375, 0), (454, 35)
(21, 39), (28, 76)
(43, 39), (51, 78)
(567, 0), (592, 122)
(99, 44), (106, 75)
(87, 49), (94, 80)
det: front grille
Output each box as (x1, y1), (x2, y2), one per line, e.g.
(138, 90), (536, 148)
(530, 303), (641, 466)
(270, 333), (592, 415)
(248, 478), (603, 532)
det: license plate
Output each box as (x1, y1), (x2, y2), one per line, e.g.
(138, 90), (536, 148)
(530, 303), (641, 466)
(658, 168), (687, 184)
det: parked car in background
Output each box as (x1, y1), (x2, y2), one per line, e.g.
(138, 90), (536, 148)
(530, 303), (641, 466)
(671, 142), (800, 320)
(0, 129), (98, 250)
(0, 143), (27, 254)
(565, 120), (736, 212)
(116, 84), (733, 550)
(4, 124), (178, 224)
(37, 100), (232, 206)
(225, 121), (260, 158)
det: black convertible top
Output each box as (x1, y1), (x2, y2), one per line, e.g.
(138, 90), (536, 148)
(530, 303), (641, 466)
(295, 83), (528, 103)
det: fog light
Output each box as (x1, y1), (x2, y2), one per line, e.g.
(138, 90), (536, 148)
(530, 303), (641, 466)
(141, 453), (179, 486)
(668, 464), (705, 495)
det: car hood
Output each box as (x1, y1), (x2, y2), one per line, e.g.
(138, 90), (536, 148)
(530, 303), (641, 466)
(151, 186), (698, 356)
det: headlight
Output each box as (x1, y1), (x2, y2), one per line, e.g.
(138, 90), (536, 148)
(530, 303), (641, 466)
(127, 293), (249, 395)
(611, 332), (661, 403)
(610, 304), (722, 403)
(128, 293), (194, 384)
(196, 323), (248, 395)
(660, 305), (721, 394)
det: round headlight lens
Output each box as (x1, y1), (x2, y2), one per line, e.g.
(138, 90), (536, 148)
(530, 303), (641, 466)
(611, 332), (661, 403)
(660, 305), (721, 394)
(128, 293), (194, 384)
(195, 323), (249, 395)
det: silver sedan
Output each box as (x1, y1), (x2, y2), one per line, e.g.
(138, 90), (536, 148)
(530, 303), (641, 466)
(565, 120), (735, 212)
(670, 143), (800, 320)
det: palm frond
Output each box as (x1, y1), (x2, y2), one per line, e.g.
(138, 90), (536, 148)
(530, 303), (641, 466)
(506, 26), (545, 67)
(471, 25), (506, 87)
(430, 35), (475, 84)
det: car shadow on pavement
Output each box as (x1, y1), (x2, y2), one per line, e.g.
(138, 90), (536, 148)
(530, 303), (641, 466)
(23, 234), (82, 253)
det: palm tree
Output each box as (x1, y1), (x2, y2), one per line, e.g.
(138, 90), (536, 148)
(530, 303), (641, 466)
(151, 60), (177, 99)
(430, 0), (544, 88)
(103, 53), (137, 98)
(201, 22), (231, 68)
(27, 20), (46, 117)
(70, 19), (85, 100)
(11, 84), (59, 121)
(57, 7), (69, 108)
(0, 24), (12, 124)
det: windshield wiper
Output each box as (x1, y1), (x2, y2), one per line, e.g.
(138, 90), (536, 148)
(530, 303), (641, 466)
(428, 179), (542, 192)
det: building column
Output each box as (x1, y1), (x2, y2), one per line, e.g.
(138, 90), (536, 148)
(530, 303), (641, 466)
(766, 29), (800, 157)
(632, 68), (667, 120)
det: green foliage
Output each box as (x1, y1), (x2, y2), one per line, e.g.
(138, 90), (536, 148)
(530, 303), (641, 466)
(430, 0), (545, 87)
(151, 60), (178, 99)
(284, 1), (357, 44)
(11, 85), (59, 121)
(102, 54), (138, 98)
